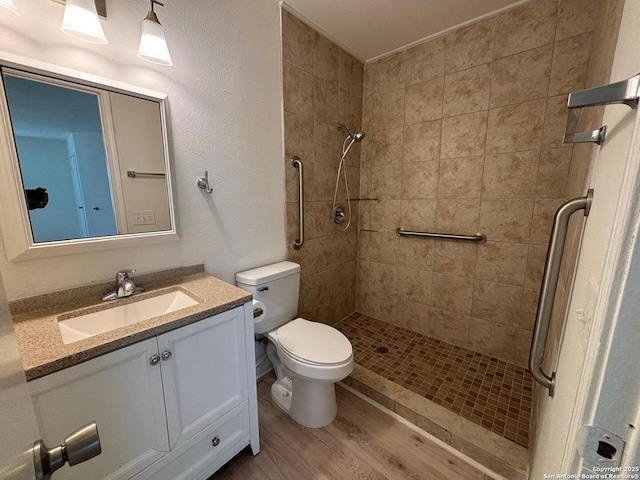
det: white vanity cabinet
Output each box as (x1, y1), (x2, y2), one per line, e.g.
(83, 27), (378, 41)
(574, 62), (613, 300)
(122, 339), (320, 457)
(29, 304), (259, 480)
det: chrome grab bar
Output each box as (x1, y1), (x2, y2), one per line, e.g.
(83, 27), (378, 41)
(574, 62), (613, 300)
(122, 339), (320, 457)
(529, 189), (593, 397)
(291, 156), (304, 250)
(396, 228), (487, 244)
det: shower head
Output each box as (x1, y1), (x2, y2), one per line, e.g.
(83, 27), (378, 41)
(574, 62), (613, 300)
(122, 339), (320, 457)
(338, 123), (366, 142)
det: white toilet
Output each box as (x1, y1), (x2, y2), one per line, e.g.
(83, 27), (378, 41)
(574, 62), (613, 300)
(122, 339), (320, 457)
(236, 261), (354, 428)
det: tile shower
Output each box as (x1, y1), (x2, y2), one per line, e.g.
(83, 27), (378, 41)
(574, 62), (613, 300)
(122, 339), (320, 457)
(282, 0), (602, 472)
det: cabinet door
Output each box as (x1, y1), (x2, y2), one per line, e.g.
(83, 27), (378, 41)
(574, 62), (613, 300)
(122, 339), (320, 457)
(158, 306), (248, 449)
(29, 338), (169, 480)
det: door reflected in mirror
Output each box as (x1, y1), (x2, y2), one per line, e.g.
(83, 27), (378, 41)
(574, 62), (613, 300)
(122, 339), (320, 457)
(1, 68), (172, 244)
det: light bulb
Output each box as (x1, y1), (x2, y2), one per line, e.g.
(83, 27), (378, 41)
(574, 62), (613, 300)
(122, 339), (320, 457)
(61, 0), (108, 45)
(137, 9), (172, 66)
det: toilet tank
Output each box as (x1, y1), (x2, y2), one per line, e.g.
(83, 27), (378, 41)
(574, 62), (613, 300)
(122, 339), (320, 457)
(236, 261), (300, 335)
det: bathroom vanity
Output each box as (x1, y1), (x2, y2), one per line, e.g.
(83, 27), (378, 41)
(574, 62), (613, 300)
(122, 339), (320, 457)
(10, 266), (259, 480)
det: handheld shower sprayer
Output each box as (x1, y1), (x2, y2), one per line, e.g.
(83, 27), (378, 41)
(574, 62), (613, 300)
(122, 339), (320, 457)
(333, 123), (366, 232)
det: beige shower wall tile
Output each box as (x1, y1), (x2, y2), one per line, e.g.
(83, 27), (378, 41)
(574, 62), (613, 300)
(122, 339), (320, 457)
(432, 273), (473, 314)
(398, 267), (433, 305)
(531, 198), (563, 246)
(556, 0), (598, 41)
(397, 301), (431, 336)
(284, 112), (315, 162)
(438, 156), (484, 199)
(476, 241), (529, 286)
(537, 148), (572, 198)
(364, 51), (405, 97)
(549, 33), (591, 96)
(445, 18), (495, 74)
(542, 94), (572, 149)
(403, 120), (441, 163)
(282, 10), (314, 74)
(433, 241), (477, 278)
(371, 199), (401, 232)
(307, 201), (334, 239)
(315, 77), (339, 124)
(299, 272), (317, 313)
(315, 267), (338, 306)
(405, 77), (444, 125)
(429, 308), (470, 347)
(436, 198), (480, 234)
(490, 45), (553, 108)
(358, 292), (397, 323)
(471, 281), (523, 327)
(443, 64), (491, 118)
(367, 261), (398, 295)
(314, 121), (341, 164)
(398, 236), (434, 272)
(339, 50), (364, 97)
(402, 161), (439, 199)
(287, 239), (319, 278)
(406, 36), (446, 86)
(441, 111), (488, 159)
(313, 162), (337, 201)
(339, 89), (363, 133)
(468, 317), (517, 363)
(315, 33), (339, 86)
(370, 89), (405, 131)
(362, 128), (403, 167)
(515, 329), (534, 369)
(371, 165), (401, 199)
(526, 244), (548, 290)
(369, 231), (399, 266)
(283, 62), (314, 116)
(520, 288), (540, 330)
(486, 99), (546, 154)
(479, 198), (534, 243)
(482, 151), (540, 199)
(494, 0), (557, 58)
(401, 199), (437, 231)
(358, 230), (370, 260)
(316, 234), (339, 271)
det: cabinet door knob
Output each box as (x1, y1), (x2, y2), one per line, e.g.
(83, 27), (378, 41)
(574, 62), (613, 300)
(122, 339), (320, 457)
(212, 436), (220, 447)
(149, 354), (160, 366)
(161, 350), (172, 361)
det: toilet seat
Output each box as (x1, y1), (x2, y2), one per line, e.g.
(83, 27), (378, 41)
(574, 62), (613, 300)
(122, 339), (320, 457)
(267, 318), (354, 381)
(277, 318), (352, 365)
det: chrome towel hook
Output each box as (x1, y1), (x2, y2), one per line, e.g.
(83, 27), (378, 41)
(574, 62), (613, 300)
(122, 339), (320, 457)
(197, 171), (213, 194)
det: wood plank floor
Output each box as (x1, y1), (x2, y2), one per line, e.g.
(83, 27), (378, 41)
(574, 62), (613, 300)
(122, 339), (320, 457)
(211, 376), (494, 480)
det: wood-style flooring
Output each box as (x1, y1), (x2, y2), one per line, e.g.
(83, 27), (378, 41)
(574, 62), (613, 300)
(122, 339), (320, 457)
(211, 376), (494, 480)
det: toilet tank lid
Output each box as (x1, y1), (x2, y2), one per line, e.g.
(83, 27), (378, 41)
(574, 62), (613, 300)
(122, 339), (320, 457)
(236, 261), (300, 285)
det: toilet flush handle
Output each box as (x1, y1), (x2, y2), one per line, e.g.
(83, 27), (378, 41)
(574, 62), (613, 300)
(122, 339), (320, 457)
(257, 287), (269, 292)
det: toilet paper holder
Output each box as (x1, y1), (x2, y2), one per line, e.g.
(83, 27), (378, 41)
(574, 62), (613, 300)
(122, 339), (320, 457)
(253, 307), (264, 318)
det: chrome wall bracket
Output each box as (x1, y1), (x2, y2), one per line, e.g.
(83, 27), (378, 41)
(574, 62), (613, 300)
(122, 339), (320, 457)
(564, 73), (640, 146)
(196, 171), (213, 194)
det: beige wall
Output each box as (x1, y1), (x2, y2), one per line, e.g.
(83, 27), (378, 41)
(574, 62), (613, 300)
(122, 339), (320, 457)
(281, 11), (364, 325)
(357, 0), (598, 366)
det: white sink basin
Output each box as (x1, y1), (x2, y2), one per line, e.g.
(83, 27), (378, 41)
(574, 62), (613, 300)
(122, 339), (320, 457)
(58, 291), (199, 344)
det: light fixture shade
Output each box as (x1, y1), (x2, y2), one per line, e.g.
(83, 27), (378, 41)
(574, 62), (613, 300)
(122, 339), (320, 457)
(61, 0), (107, 44)
(137, 14), (173, 66)
(0, 0), (19, 16)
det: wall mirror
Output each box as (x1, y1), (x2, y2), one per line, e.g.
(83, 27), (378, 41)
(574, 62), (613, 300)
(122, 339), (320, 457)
(0, 57), (178, 260)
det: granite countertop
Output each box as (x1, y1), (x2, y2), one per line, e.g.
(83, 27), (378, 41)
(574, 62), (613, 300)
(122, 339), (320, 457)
(11, 265), (252, 381)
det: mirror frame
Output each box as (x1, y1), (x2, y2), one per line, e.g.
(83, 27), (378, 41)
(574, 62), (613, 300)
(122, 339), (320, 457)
(0, 52), (179, 261)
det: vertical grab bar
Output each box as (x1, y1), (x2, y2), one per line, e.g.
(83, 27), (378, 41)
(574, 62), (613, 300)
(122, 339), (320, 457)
(291, 156), (304, 250)
(529, 189), (593, 397)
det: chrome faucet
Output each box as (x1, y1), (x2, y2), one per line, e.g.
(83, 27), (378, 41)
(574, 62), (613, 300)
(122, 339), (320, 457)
(101, 269), (145, 301)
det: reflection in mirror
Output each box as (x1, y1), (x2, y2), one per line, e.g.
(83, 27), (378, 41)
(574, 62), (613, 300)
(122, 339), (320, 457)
(1, 68), (172, 244)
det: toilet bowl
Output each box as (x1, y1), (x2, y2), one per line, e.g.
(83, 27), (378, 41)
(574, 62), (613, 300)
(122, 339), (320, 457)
(236, 261), (354, 428)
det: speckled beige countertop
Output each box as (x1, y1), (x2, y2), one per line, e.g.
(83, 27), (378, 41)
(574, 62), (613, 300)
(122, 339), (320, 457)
(10, 265), (252, 381)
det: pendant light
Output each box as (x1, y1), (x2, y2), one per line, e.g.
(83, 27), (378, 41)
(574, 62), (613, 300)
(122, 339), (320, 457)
(137, 0), (172, 66)
(0, 0), (18, 16)
(60, 0), (108, 44)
